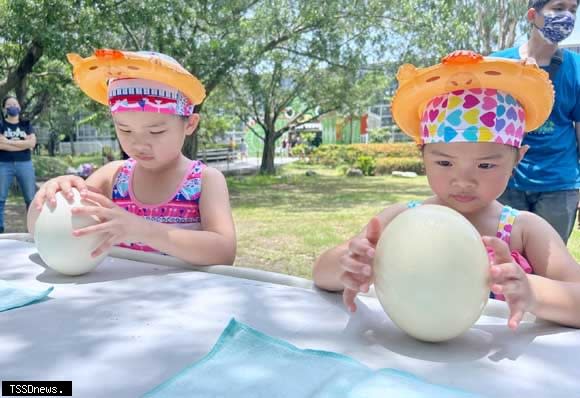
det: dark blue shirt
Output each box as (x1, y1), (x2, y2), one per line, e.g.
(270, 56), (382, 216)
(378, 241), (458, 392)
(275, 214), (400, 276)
(0, 120), (34, 162)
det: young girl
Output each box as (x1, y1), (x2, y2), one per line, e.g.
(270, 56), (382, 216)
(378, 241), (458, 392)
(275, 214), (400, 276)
(313, 51), (580, 330)
(27, 49), (236, 266)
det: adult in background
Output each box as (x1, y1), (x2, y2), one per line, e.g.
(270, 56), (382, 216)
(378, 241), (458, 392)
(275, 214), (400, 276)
(492, 0), (580, 244)
(0, 96), (37, 234)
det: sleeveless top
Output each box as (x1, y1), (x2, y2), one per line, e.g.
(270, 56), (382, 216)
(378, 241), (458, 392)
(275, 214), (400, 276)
(407, 201), (533, 301)
(112, 158), (205, 253)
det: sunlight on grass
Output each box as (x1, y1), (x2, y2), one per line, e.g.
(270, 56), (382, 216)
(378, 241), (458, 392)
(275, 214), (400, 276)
(229, 164), (432, 278)
(229, 163), (580, 279)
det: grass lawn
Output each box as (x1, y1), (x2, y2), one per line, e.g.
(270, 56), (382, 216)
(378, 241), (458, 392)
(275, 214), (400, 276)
(229, 163), (580, 279)
(229, 163), (430, 278)
(7, 161), (580, 278)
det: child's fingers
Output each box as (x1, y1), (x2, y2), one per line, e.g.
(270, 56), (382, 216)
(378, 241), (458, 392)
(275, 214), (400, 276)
(343, 288), (358, 313)
(366, 217), (382, 246)
(59, 180), (76, 203)
(508, 309), (524, 331)
(34, 191), (47, 210)
(348, 238), (375, 259)
(43, 182), (61, 207)
(490, 263), (521, 285)
(71, 205), (110, 219)
(340, 272), (368, 292)
(494, 280), (521, 297)
(73, 221), (112, 237)
(339, 255), (372, 277)
(81, 190), (115, 208)
(482, 236), (512, 265)
(91, 233), (116, 257)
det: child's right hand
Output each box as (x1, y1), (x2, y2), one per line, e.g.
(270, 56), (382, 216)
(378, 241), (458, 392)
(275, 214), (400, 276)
(341, 217), (382, 312)
(33, 175), (89, 210)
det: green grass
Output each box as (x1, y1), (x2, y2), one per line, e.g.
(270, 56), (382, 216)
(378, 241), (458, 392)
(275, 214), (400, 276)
(229, 162), (580, 278)
(55, 153), (105, 167)
(569, 231), (580, 263)
(7, 161), (580, 277)
(228, 163), (432, 278)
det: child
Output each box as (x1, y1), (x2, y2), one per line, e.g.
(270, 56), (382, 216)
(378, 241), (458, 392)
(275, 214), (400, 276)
(27, 49), (236, 266)
(313, 51), (580, 330)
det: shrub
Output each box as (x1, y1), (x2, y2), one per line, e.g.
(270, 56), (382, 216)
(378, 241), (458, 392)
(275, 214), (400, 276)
(375, 157), (425, 175)
(33, 156), (70, 180)
(309, 143), (421, 168)
(355, 155), (376, 176)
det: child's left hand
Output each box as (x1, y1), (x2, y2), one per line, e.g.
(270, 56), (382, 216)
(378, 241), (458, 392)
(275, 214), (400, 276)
(483, 236), (536, 331)
(71, 191), (146, 257)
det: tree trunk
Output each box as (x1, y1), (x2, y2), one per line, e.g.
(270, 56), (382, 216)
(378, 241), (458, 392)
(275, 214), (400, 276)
(260, 130), (276, 174)
(0, 40), (43, 100)
(70, 134), (77, 157)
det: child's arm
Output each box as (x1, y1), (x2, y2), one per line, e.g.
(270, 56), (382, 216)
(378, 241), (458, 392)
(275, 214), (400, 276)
(313, 203), (408, 310)
(27, 161), (122, 235)
(75, 166), (236, 266)
(514, 213), (580, 328)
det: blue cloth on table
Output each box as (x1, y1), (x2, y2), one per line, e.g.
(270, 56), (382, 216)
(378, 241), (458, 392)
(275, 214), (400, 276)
(144, 318), (480, 398)
(0, 280), (53, 312)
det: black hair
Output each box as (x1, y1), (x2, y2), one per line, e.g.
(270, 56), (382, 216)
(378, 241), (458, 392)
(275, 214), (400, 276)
(529, 0), (578, 11)
(2, 95), (17, 109)
(2, 95), (28, 126)
(2, 95), (18, 124)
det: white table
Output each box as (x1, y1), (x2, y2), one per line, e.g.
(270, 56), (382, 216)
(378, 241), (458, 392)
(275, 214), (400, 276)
(1, 237), (579, 397)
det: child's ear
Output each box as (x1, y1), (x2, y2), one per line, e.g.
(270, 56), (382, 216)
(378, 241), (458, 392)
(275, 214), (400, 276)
(516, 145), (529, 165)
(185, 114), (200, 136)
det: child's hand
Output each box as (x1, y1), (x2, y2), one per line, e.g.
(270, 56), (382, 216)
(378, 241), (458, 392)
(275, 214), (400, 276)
(33, 175), (89, 210)
(483, 236), (536, 331)
(341, 217), (382, 312)
(71, 190), (145, 257)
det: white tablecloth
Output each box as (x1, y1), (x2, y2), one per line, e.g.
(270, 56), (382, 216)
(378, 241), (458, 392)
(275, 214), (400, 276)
(1, 238), (579, 397)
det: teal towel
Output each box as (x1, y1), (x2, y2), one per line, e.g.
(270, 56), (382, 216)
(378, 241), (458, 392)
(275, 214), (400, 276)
(0, 280), (53, 312)
(144, 319), (480, 398)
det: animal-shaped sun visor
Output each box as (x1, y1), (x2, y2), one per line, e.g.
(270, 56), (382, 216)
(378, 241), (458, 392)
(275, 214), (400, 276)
(391, 51), (554, 144)
(67, 49), (206, 106)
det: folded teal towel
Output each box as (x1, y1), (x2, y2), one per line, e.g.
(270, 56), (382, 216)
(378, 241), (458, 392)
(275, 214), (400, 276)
(0, 280), (53, 312)
(144, 318), (479, 398)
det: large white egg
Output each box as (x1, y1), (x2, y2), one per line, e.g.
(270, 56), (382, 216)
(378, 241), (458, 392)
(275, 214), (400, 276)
(34, 189), (108, 276)
(374, 204), (489, 342)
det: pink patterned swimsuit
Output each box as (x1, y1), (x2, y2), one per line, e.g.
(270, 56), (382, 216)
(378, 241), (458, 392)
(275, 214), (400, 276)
(112, 158), (205, 253)
(407, 201), (533, 301)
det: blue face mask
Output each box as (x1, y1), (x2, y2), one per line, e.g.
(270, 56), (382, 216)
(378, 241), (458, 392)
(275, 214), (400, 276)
(537, 11), (576, 44)
(5, 106), (20, 117)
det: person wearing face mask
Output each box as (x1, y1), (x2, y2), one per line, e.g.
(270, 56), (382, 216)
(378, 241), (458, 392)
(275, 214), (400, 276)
(0, 96), (37, 234)
(492, 0), (580, 244)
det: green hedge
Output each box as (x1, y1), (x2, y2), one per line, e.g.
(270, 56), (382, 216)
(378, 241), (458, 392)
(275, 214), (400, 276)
(375, 157), (425, 175)
(309, 143), (424, 174)
(33, 156), (70, 180)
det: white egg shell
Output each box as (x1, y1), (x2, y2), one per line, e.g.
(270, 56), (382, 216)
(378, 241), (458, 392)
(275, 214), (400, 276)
(34, 188), (108, 276)
(374, 204), (489, 342)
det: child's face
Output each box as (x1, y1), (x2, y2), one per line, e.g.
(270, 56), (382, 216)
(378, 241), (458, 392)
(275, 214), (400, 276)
(541, 0), (578, 14)
(112, 111), (199, 169)
(423, 142), (525, 214)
